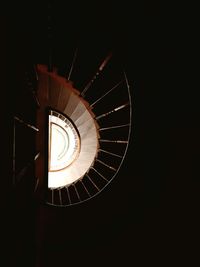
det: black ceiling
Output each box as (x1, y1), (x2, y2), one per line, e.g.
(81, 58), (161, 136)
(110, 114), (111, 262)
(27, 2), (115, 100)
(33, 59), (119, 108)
(2, 1), (199, 267)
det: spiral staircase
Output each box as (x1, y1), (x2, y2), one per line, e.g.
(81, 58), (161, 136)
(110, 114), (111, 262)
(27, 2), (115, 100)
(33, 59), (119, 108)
(10, 1), (132, 207)
(32, 51), (132, 206)
(12, 51), (131, 207)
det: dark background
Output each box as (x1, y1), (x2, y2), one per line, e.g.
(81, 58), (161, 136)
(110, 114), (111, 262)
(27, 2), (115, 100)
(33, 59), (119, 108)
(1, 1), (199, 266)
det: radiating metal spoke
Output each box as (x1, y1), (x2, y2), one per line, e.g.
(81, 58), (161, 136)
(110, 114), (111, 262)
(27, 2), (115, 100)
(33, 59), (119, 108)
(34, 152), (40, 161)
(80, 179), (91, 197)
(99, 123), (130, 131)
(16, 152), (40, 182)
(81, 53), (112, 96)
(34, 178), (39, 193)
(91, 167), (108, 182)
(96, 103), (129, 120)
(99, 53), (112, 71)
(14, 116), (39, 132)
(86, 174), (100, 191)
(99, 149), (122, 158)
(99, 139), (128, 144)
(73, 184), (81, 202)
(59, 189), (62, 205)
(90, 80), (124, 107)
(66, 186), (71, 204)
(96, 159), (117, 171)
(30, 90), (40, 107)
(67, 47), (78, 80)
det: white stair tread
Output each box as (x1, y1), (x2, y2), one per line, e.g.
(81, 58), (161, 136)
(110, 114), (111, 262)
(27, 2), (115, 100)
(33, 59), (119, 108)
(37, 65), (100, 189)
(63, 93), (80, 117)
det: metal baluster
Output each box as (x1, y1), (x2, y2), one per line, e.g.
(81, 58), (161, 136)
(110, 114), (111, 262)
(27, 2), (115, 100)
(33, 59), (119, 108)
(98, 149), (122, 158)
(96, 103), (129, 120)
(14, 116), (39, 132)
(99, 123), (130, 131)
(81, 53), (112, 96)
(80, 179), (91, 197)
(96, 159), (116, 171)
(90, 80), (124, 107)
(67, 47), (78, 81)
(91, 167), (108, 182)
(86, 174), (100, 191)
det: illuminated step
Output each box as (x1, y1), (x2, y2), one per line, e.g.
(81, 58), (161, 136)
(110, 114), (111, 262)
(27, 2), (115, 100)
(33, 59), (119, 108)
(37, 66), (100, 189)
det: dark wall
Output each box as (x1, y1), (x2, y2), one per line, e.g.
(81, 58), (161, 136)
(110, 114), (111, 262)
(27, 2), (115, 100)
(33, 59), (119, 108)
(2, 1), (198, 267)
(1, 10), (38, 266)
